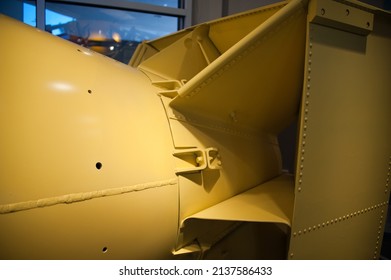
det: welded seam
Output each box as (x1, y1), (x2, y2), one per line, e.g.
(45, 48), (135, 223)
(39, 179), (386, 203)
(0, 178), (177, 214)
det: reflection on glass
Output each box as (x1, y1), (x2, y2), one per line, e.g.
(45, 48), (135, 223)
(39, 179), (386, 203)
(0, 0), (36, 27)
(127, 0), (180, 8)
(45, 2), (178, 64)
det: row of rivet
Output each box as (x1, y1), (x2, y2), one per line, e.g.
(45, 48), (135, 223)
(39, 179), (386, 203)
(385, 156), (391, 194)
(374, 157), (391, 259)
(297, 40), (313, 193)
(292, 201), (389, 239)
(374, 204), (387, 259)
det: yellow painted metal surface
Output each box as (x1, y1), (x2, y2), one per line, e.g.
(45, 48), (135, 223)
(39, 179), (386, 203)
(288, 0), (391, 259)
(0, 15), (178, 259)
(1, 0), (390, 260)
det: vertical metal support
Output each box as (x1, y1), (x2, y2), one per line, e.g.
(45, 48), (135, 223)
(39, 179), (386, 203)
(36, 0), (45, 30)
(183, 0), (193, 28)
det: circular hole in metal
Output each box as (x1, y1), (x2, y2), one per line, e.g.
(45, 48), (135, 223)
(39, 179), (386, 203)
(88, 89), (92, 94)
(96, 162), (102, 170)
(102, 247), (108, 253)
(321, 8), (325, 15)
(346, 9), (350, 16)
(367, 22), (371, 28)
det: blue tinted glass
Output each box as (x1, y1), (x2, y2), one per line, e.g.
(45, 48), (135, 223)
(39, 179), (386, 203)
(45, 2), (178, 64)
(126, 0), (179, 8)
(0, 0), (36, 27)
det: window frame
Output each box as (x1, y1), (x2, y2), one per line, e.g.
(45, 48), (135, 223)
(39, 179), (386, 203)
(35, 0), (192, 30)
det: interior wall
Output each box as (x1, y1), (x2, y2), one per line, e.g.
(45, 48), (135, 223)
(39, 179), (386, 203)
(191, 0), (281, 25)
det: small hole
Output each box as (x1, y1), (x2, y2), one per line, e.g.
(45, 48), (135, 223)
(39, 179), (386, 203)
(88, 89), (92, 94)
(321, 8), (325, 15)
(77, 49), (82, 52)
(367, 22), (371, 28)
(96, 162), (102, 170)
(102, 247), (108, 253)
(346, 9), (350, 16)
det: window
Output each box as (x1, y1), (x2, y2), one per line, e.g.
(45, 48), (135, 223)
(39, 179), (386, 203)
(0, 0), (189, 64)
(45, 2), (179, 63)
(127, 0), (180, 8)
(0, 0), (36, 27)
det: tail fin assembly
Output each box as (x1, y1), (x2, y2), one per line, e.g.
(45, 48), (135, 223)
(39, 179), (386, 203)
(132, 0), (391, 259)
(131, 0), (307, 134)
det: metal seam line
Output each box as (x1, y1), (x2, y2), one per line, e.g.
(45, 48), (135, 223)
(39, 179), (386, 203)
(0, 178), (177, 214)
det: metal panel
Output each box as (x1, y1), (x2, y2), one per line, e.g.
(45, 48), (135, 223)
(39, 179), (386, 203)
(289, 1), (391, 259)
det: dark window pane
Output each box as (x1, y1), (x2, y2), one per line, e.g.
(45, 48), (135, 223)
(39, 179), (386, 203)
(0, 0), (36, 27)
(45, 2), (178, 64)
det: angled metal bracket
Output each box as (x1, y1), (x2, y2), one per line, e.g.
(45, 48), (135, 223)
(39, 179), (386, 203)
(173, 147), (221, 175)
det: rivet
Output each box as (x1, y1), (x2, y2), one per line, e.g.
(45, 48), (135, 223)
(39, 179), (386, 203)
(304, 229), (307, 233)
(326, 221), (329, 225)
(307, 84), (310, 89)
(304, 117), (308, 122)
(314, 226), (317, 230)
(318, 224), (321, 229)
(304, 125), (307, 131)
(307, 76), (311, 81)
(293, 232), (297, 237)
(308, 67), (312, 73)
(290, 253), (294, 257)
(298, 187), (302, 192)
(302, 140), (306, 146)
(306, 92), (310, 97)
(299, 179), (302, 184)
(335, 219), (338, 223)
(308, 227), (311, 232)
(301, 149), (305, 154)
(331, 220), (334, 224)
(299, 231), (302, 235)
(309, 43), (313, 48)
(301, 156), (305, 161)
(343, 216), (346, 220)
(300, 164), (304, 170)
(339, 217), (342, 221)
(309, 59), (312, 65)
